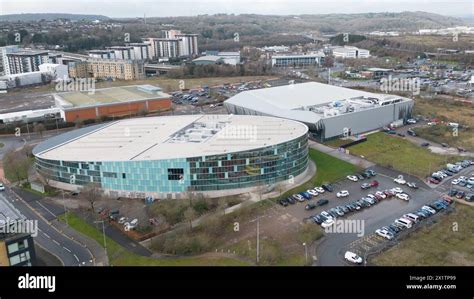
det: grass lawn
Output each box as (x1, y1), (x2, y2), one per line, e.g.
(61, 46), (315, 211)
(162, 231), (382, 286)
(348, 132), (456, 177)
(58, 212), (250, 266)
(0, 143), (4, 148)
(278, 148), (359, 200)
(373, 205), (474, 266)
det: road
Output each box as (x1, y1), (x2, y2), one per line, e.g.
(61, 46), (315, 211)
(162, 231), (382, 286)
(0, 186), (95, 266)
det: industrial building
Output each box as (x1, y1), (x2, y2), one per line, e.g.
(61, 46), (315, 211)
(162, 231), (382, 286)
(53, 84), (172, 122)
(332, 46), (370, 59)
(271, 52), (325, 67)
(224, 82), (414, 141)
(33, 115), (309, 199)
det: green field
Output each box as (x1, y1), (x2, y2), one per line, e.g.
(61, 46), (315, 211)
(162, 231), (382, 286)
(348, 132), (456, 177)
(59, 212), (249, 266)
(373, 205), (474, 266)
(278, 148), (359, 200)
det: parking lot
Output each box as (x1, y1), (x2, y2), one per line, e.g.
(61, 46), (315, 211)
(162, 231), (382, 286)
(276, 165), (443, 266)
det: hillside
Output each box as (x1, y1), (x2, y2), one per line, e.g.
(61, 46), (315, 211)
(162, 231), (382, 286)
(0, 13), (110, 22)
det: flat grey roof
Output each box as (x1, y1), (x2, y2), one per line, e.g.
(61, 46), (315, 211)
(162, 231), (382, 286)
(34, 115), (308, 161)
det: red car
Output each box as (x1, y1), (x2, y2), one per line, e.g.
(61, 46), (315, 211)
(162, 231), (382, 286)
(428, 177), (440, 184)
(370, 180), (379, 187)
(383, 190), (394, 198)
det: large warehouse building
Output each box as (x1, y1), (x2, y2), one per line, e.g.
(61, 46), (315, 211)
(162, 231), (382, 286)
(54, 85), (172, 122)
(33, 115), (309, 199)
(224, 82), (414, 141)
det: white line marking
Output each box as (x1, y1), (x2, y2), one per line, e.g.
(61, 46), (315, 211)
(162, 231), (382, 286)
(74, 254), (79, 262)
(63, 246), (71, 253)
(43, 232), (51, 239)
(36, 201), (57, 218)
(53, 240), (60, 246)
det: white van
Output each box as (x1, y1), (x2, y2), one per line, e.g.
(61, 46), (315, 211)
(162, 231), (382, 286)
(395, 218), (413, 229)
(403, 213), (420, 223)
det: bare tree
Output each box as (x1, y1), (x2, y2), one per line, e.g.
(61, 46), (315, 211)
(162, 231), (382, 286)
(183, 207), (196, 231)
(80, 183), (103, 212)
(33, 123), (46, 138)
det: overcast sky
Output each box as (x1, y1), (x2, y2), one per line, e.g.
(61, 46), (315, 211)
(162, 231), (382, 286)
(2, 0), (473, 18)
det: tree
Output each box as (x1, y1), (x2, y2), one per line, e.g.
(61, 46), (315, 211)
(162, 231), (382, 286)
(3, 149), (30, 183)
(80, 183), (102, 212)
(33, 123), (45, 138)
(183, 207), (196, 231)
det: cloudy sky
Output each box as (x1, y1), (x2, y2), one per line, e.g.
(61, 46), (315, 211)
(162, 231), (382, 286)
(2, 0), (473, 18)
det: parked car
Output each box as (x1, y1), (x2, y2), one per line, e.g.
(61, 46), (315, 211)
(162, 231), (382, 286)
(428, 177), (440, 184)
(336, 190), (350, 198)
(321, 219), (335, 228)
(307, 189), (318, 196)
(293, 194), (305, 202)
(361, 183), (371, 189)
(300, 192), (312, 200)
(0, 183), (4, 191)
(305, 203), (317, 210)
(322, 184), (334, 192)
(320, 211), (333, 221)
(375, 228), (394, 240)
(406, 119), (417, 124)
(314, 187), (325, 193)
(370, 180), (379, 187)
(396, 193), (410, 201)
(286, 197), (296, 204)
(344, 251), (363, 264)
(407, 182), (418, 189)
(421, 205), (436, 215)
(421, 142), (430, 147)
(391, 187), (404, 194)
(347, 175), (359, 182)
(355, 173), (365, 180)
(403, 213), (420, 223)
(407, 128), (416, 136)
(394, 218), (413, 229)
(279, 198), (289, 206)
(316, 199), (329, 206)
(394, 177), (407, 185)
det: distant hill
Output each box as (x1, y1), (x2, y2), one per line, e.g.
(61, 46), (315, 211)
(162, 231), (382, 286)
(0, 13), (110, 22)
(145, 11), (465, 34)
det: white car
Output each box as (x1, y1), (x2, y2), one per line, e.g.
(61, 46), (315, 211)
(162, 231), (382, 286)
(375, 229), (394, 240)
(0, 183), (4, 191)
(118, 217), (127, 224)
(336, 190), (350, 198)
(344, 251), (363, 264)
(459, 176), (467, 181)
(407, 119), (417, 124)
(320, 211), (333, 221)
(391, 187), (404, 194)
(307, 189), (318, 196)
(394, 177), (406, 185)
(396, 193), (410, 201)
(321, 219), (335, 228)
(421, 205), (436, 215)
(451, 179), (460, 185)
(468, 178), (474, 185)
(375, 191), (387, 199)
(293, 194), (305, 202)
(314, 187), (325, 193)
(347, 175), (359, 182)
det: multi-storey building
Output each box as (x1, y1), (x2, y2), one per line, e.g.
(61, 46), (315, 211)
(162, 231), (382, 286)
(6, 50), (49, 74)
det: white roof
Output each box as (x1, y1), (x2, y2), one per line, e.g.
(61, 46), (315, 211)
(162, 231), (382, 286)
(224, 82), (411, 124)
(35, 115), (308, 162)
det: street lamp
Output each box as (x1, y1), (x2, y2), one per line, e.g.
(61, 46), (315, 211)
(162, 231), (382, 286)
(62, 190), (68, 226)
(302, 242), (308, 265)
(94, 220), (107, 260)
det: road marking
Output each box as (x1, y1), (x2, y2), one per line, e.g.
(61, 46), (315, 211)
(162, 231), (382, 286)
(36, 201), (57, 218)
(53, 240), (60, 246)
(43, 232), (51, 239)
(73, 254), (79, 262)
(63, 246), (71, 253)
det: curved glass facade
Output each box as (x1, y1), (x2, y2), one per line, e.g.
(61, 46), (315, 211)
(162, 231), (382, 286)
(35, 133), (308, 195)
